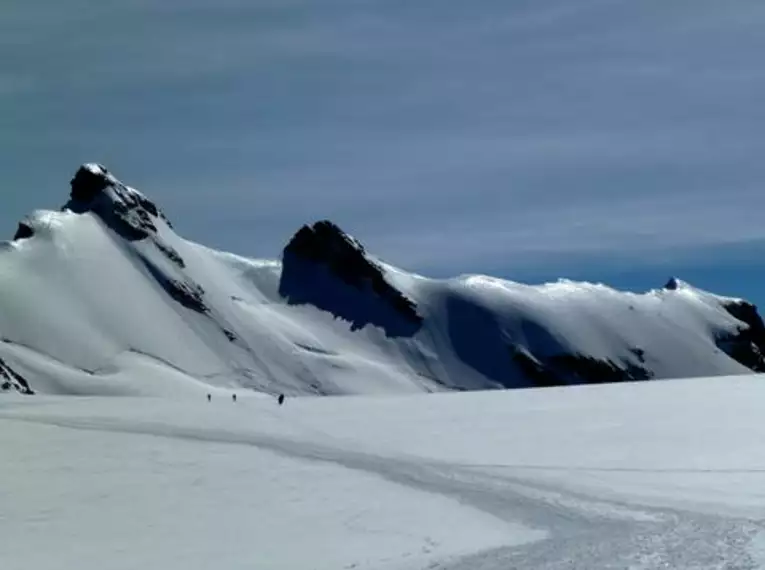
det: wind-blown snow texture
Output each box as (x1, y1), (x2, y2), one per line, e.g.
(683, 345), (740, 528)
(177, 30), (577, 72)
(1, 164), (763, 396)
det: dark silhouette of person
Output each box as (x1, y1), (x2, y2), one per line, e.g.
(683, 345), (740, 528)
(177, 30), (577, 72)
(278, 394), (285, 406)
(207, 393), (211, 402)
(232, 393), (237, 403)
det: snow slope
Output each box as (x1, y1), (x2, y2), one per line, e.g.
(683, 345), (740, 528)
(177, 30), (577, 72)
(3, 375), (765, 569)
(0, 164), (762, 396)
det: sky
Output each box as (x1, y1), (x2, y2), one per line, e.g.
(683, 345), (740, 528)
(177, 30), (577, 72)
(4, 0), (765, 304)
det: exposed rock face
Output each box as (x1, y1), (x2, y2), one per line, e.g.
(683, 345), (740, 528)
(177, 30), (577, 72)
(12, 223), (34, 241)
(66, 163), (171, 242)
(136, 254), (209, 314)
(280, 221), (422, 337)
(718, 300), (765, 371)
(164, 279), (207, 313)
(512, 349), (652, 388)
(0, 357), (33, 395)
(155, 240), (185, 268)
(664, 277), (681, 291)
(69, 164), (111, 202)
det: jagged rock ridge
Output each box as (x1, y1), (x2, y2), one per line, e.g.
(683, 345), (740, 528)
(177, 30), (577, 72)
(66, 163), (173, 241)
(280, 220), (423, 337)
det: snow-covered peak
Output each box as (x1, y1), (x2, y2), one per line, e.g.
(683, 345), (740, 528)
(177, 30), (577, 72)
(664, 276), (695, 291)
(285, 220), (367, 258)
(0, 164), (763, 397)
(64, 163), (172, 241)
(80, 162), (109, 175)
(69, 163), (116, 197)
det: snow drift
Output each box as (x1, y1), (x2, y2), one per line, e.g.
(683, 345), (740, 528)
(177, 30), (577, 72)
(0, 164), (763, 396)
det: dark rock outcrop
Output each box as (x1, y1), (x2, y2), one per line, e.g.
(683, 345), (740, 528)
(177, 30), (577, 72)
(66, 164), (172, 242)
(155, 240), (185, 268)
(138, 257), (208, 314)
(512, 349), (652, 388)
(165, 279), (207, 313)
(280, 221), (422, 337)
(718, 300), (765, 371)
(550, 354), (652, 384)
(0, 357), (33, 395)
(12, 223), (34, 241)
(70, 164), (112, 202)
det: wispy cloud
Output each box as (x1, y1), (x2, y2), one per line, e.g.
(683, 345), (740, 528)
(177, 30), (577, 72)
(4, 0), (765, 280)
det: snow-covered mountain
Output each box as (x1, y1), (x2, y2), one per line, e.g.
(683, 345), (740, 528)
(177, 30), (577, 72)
(1, 163), (763, 397)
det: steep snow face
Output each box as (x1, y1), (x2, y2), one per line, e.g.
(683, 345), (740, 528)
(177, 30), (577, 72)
(416, 276), (756, 387)
(0, 164), (762, 396)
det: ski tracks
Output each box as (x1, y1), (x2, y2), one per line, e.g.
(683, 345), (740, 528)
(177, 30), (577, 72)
(3, 411), (765, 569)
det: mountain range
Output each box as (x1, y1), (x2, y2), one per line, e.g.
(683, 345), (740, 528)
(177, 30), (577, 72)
(1, 163), (763, 397)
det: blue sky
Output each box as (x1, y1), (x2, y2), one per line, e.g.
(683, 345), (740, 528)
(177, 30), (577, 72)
(4, 1), (765, 304)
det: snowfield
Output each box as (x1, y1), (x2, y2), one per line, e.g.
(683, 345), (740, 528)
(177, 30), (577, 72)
(3, 375), (765, 569)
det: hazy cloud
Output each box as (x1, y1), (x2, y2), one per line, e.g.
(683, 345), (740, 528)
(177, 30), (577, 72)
(3, 0), (765, 283)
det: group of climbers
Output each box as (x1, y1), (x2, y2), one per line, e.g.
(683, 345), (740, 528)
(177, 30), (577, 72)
(206, 392), (285, 405)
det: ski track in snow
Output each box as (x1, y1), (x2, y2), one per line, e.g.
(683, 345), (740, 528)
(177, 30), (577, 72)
(4, 410), (765, 569)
